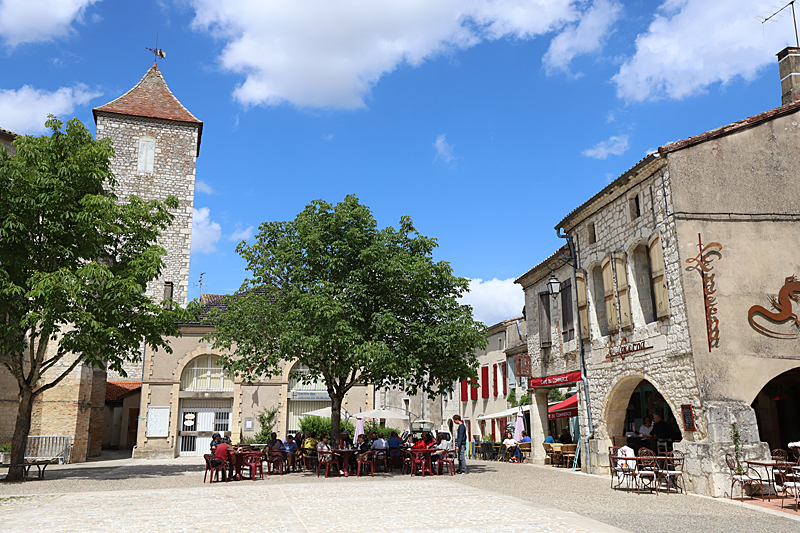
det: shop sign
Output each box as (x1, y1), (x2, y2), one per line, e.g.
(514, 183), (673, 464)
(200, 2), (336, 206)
(515, 355), (531, 377)
(685, 234), (722, 351)
(290, 390), (330, 401)
(606, 337), (652, 362)
(548, 409), (578, 420)
(747, 275), (800, 339)
(681, 404), (696, 432)
(529, 370), (581, 388)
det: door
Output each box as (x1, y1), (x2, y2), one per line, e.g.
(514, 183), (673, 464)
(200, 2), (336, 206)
(178, 399), (232, 456)
(126, 408), (139, 449)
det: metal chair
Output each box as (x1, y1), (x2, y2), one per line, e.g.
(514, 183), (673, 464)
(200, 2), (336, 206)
(776, 462), (800, 511)
(725, 453), (763, 500)
(657, 450), (685, 494)
(636, 448), (658, 494)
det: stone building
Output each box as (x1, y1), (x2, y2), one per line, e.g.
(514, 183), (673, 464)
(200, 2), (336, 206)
(519, 47), (800, 496)
(378, 384), (458, 435)
(0, 126), (20, 154)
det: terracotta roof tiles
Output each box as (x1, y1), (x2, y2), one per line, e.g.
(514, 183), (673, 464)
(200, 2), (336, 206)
(106, 381), (141, 402)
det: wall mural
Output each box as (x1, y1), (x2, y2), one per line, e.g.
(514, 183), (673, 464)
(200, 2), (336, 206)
(685, 234), (722, 351)
(748, 276), (800, 338)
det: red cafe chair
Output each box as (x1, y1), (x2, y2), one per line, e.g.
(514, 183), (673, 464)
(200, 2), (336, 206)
(203, 454), (227, 484)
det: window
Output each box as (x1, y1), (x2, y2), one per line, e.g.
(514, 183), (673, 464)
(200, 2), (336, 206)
(560, 278), (574, 342)
(538, 292), (552, 348)
(460, 379), (468, 401)
(601, 256), (619, 333)
(163, 281), (174, 309)
(481, 366), (489, 398)
(181, 356), (233, 391)
(575, 270), (590, 339)
(493, 364), (498, 396)
(588, 222), (597, 244)
(137, 137), (155, 173)
(593, 266), (609, 336)
(501, 362), (508, 395)
(498, 337), (504, 351)
(614, 253), (632, 328)
(648, 233), (670, 318)
(633, 244), (656, 323)
(630, 194), (641, 219)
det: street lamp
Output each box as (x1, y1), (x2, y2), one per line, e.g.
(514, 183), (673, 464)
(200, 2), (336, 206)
(547, 274), (561, 296)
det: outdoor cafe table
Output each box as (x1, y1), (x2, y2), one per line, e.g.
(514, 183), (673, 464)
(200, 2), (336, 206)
(407, 448), (436, 476)
(333, 449), (356, 477)
(746, 460), (792, 499)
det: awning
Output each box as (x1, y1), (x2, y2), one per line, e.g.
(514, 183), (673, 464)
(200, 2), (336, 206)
(529, 370), (582, 388)
(548, 394), (578, 420)
(476, 404), (530, 421)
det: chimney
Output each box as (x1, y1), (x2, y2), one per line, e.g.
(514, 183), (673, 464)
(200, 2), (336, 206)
(778, 46), (800, 106)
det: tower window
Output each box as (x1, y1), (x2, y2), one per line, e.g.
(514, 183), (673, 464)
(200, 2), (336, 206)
(137, 137), (156, 173)
(630, 194), (641, 220)
(588, 222), (597, 244)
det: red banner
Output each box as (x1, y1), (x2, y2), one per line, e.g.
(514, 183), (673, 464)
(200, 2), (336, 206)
(529, 370), (582, 388)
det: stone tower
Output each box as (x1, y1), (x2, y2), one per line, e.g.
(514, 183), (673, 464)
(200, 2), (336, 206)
(93, 61), (202, 379)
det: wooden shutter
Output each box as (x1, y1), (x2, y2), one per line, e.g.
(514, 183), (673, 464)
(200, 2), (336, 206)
(560, 278), (574, 342)
(649, 234), (670, 318)
(539, 292), (552, 348)
(491, 419), (496, 441)
(575, 270), (590, 339)
(461, 378), (468, 402)
(493, 364), (498, 396)
(501, 362), (507, 395)
(470, 377), (478, 400)
(602, 256), (618, 332)
(614, 253), (632, 328)
(481, 366), (489, 398)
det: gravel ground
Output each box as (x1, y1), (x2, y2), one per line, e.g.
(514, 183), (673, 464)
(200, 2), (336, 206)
(451, 461), (800, 533)
(2, 456), (799, 532)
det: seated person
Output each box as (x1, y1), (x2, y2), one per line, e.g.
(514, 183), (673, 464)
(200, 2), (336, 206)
(214, 438), (230, 480)
(284, 434), (299, 471)
(558, 429), (572, 444)
(411, 437), (427, 450)
(650, 414), (672, 441)
(371, 432), (388, 451)
(210, 432), (223, 454)
(514, 431), (530, 462)
(431, 434), (451, 464)
(351, 434), (371, 470)
(502, 432), (518, 462)
(544, 431), (556, 444)
(302, 431), (319, 458)
(317, 434), (344, 476)
(520, 431), (531, 443)
(387, 431), (403, 449)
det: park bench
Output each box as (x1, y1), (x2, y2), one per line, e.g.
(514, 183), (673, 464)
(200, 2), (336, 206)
(0, 460), (51, 480)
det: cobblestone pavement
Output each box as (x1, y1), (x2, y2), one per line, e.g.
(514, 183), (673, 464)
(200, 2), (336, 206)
(2, 457), (799, 532)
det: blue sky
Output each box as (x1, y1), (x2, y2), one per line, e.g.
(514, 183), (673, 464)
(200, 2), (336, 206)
(1, 0), (797, 325)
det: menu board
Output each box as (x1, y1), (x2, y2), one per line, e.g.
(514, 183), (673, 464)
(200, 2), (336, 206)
(681, 404), (696, 431)
(146, 406), (171, 437)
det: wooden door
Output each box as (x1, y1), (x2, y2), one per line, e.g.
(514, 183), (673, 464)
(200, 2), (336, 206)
(126, 409), (139, 449)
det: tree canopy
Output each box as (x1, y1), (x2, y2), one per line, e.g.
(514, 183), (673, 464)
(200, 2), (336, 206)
(0, 117), (186, 480)
(208, 195), (485, 442)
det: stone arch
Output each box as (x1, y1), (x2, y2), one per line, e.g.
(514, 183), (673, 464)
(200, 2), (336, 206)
(172, 344), (232, 381)
(750, 364), (800, 450)
(600, 373), (683, 440)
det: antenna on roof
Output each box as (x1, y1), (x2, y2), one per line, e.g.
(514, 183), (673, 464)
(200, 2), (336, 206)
(758, 0), (800, 47)
(146, 34), (166, 63)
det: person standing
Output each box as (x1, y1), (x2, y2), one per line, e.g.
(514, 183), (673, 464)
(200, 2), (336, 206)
(454, 414), (467, 474)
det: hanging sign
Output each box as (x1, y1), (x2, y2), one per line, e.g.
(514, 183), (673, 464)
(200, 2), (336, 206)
(685, 234), (722, 351)
(290, 390), (330, 401)
(606, 337), (653, 362)
(529, 370), (581, 388)
(747, 276), (800, 339)
(681, 404), (696, 431)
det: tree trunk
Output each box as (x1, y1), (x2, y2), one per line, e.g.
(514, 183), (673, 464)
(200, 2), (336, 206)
(330, 394), (344, 446)
(6, 388), (34, 482)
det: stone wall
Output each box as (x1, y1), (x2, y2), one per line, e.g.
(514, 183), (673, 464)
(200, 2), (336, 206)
(96, 113), (197, 381)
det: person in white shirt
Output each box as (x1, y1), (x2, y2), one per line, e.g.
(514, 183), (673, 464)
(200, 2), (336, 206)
(639, 416), (653, 436)
(502, 432), (518, 462)
(370, 432), (388, 450)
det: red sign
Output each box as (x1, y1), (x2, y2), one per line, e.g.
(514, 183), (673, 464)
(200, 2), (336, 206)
(529, 370), (582, 388)
(548, 409), (578, 420)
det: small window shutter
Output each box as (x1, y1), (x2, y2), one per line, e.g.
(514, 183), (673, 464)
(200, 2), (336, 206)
(481, 366), (489, 398)
(493, 364), (498, 396)
(470, 377), (478, 400)
(137, 140), (147, 171)
(614, 253), (632, 328)
(560, 278), (574, 342)
(575, 270), (590, 339)
(539, 292), (552, 348)
(649, 234), (670, 318)
(602, 257), (618, 331)
(461, 378), (468, 401)
(501, 362), (507, 395)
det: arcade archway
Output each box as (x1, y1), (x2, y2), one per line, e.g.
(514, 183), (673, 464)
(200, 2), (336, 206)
(752, 367), (800, 450)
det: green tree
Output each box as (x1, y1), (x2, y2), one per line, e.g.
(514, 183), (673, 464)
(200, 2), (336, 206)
(208, 195), (486, 444)
(0, 118), (186, 480)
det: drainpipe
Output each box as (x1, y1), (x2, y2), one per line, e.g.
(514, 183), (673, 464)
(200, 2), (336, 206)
(557, 228), (595, 472)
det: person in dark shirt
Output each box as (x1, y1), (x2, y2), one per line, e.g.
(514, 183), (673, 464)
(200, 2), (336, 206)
(350, 434), (370, 470)
(558, 429), (572, 444)
(650, 414), (671, 441)
(454, 414), (467, 474)
(210, 432), (222, 452)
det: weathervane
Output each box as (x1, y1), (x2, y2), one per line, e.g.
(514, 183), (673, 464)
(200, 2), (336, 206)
(146, 35), (166, 63)
(758, 1), (800, 47)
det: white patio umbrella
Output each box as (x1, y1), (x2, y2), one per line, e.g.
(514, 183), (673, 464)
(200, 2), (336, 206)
(357, 408), (409, 420)
(513, 405), (525, 442)
(301, 406), (332, 417)
(353, 416), (364, 440)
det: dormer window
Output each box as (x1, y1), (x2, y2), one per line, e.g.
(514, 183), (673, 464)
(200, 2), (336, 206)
(137, 136), (155, 173)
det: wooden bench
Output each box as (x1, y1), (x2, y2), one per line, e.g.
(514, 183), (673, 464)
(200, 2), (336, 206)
(0, 461), (51, 480)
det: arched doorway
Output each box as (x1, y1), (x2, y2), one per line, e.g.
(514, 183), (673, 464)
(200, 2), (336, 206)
(287, 362), (330, 435)
(606, 377), (682, 451)
(752, 367), (800, 450)
(177, 355), (233, 456)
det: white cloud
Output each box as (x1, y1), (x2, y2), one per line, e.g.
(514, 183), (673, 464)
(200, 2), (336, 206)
(0, 0), (100, 48)
(582, 134), (629, 159)
(188, 0), (585, 109)
(459, 278), (524, 326)
(613, 0), (794, 101)
(543, 0), (622, 75)
(433, 134), (455, 163)
(228, 225), (254, 242)
(192, 207), (222, 253)
(645, 147), (657, 156)
(195, 180), (214, 194)
(323, 133), (334, 141)
(0, 84), (101, 134)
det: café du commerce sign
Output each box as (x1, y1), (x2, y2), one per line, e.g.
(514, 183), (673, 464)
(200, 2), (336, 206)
(606, 337), (653, 362)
